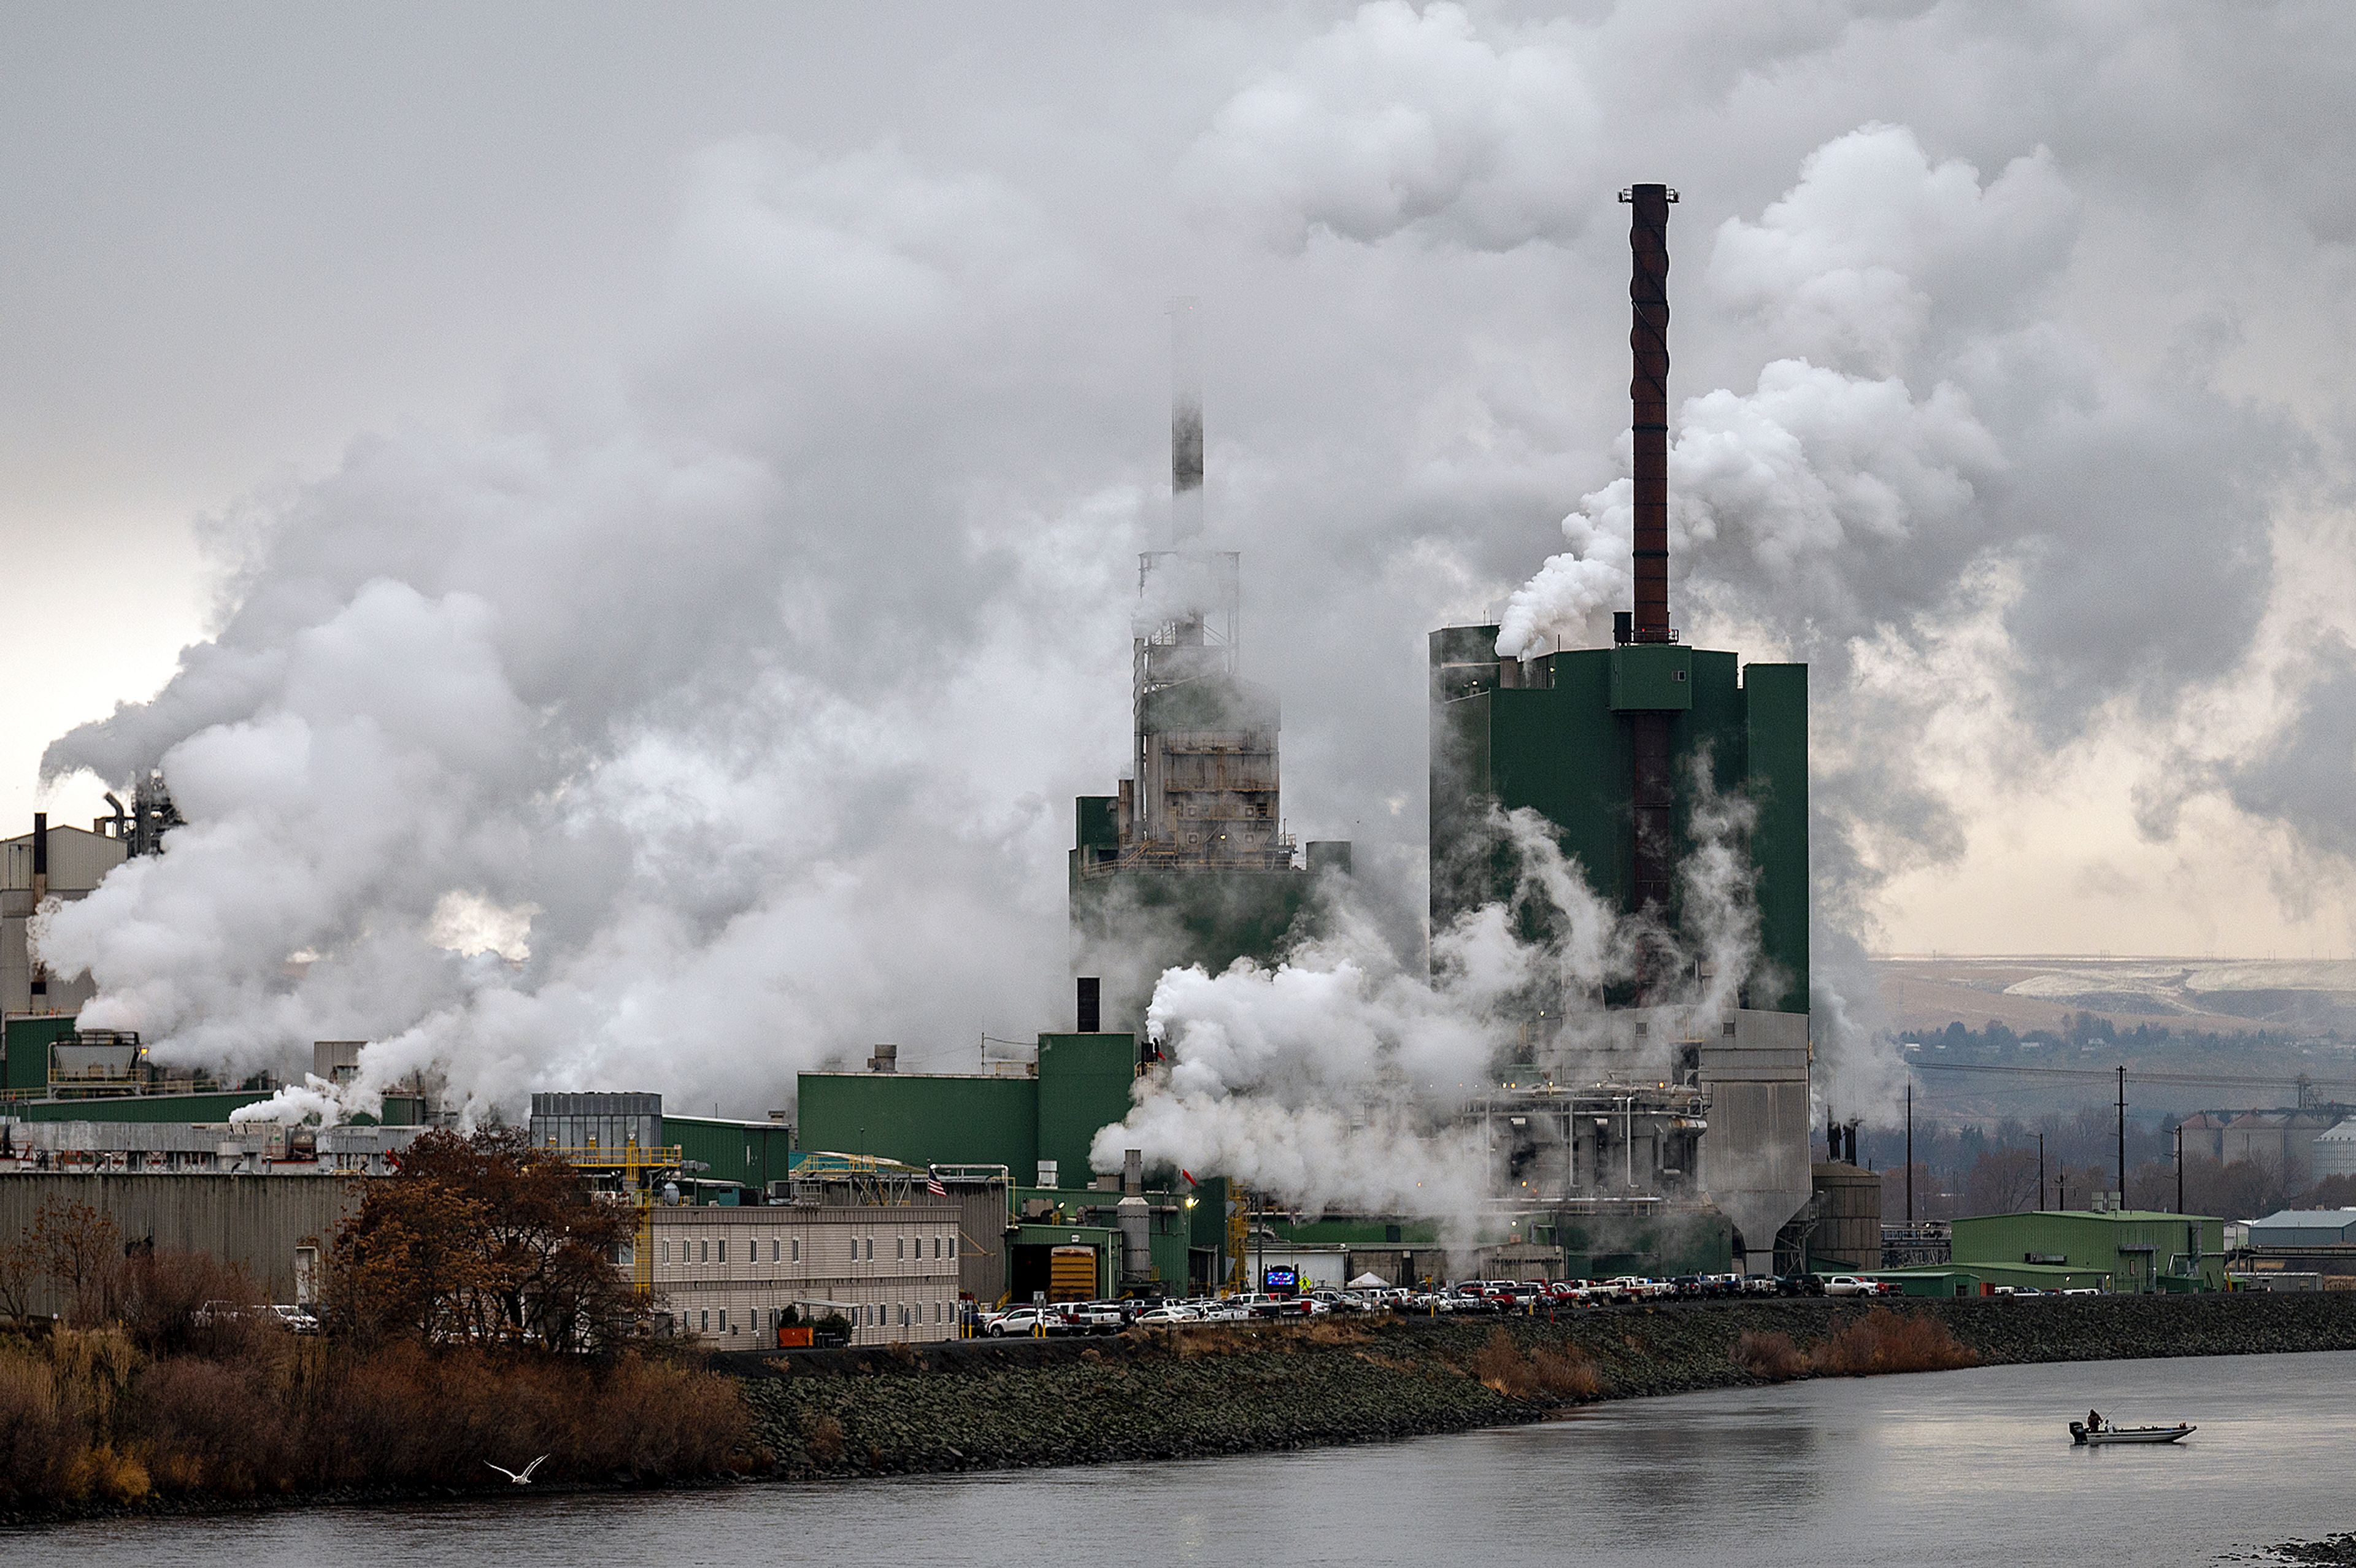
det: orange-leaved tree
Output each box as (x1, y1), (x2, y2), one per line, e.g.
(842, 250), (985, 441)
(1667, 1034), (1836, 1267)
(329, 1128), (650, 1352)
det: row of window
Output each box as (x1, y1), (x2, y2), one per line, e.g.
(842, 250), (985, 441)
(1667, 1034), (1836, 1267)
(674, 1301), (952, 1336)
(655, 1234), (957, 1266)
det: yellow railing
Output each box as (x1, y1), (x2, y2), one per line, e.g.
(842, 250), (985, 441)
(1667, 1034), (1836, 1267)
(5, 1075), (226, 1104)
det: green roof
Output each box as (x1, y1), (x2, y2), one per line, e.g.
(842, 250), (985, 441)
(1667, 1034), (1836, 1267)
(2010, 1209), (2220, 1223)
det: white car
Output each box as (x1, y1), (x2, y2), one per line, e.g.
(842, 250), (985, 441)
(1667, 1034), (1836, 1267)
(1136, 1303), (1200, 1326)
(1822, 1275), (1877, 1298)
(984, 1307), (1066, 1337)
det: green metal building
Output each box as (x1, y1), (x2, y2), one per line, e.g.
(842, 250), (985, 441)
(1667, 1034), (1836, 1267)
(1428, 631), (1807, 1009)
(1427, 628), (1814, 1270)
(798, 1032), (1227, 1295)
(661, 1114), (798, 1198)
(1950, 1210), (2227, 1293)
(2, 1013), (432, 1126)
(800, 1033), (1140, 1189)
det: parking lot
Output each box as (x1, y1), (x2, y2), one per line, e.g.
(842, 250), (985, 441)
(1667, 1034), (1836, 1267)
(964, 1274), (1895, 1339)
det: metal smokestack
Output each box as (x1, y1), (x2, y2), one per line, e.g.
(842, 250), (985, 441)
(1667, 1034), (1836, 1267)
(1620, 183), (1678, 931)
(1117, 1147), (1151, 1283)
(29, 812), (48, 998)
(1619, 184), (1676, 644)
(1170, 297), (1203, 544)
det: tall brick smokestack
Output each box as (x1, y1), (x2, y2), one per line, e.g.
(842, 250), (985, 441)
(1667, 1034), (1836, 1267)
(1622, 183), (1675, 643)
(1620, 185), (1677, 939)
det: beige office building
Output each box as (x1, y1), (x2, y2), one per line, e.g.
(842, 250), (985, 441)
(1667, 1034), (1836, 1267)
(647, 1202), (961, 1347)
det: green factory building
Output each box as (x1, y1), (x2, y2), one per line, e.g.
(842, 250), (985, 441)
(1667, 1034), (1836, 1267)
(1423, 185), (1813, 1272)
(798, 1031), (1233, 1296)
(1950, 1210), (2227, 1293)
(1428, 634), (1808, 1013)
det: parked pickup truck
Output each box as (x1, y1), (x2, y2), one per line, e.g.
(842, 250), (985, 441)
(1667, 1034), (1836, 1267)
(1058, 1302), (1126, 1334)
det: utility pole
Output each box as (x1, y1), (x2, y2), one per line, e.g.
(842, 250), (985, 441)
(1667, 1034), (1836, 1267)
(2176, 1120), (2185, 1215)
(1904, 1081), (1914, 1224)
(2038, 1132), (2046, 1212)
(2117, 1065), (2128, 1207)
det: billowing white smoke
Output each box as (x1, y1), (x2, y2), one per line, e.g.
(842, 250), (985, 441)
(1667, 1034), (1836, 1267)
(1094, 792), (1762, 1226)
(1180, 1), (1598, 253)
(1181, 6), (2313, 1128)
(1478, 122), (2277, 1121)
(36, 140), (1133, 1124)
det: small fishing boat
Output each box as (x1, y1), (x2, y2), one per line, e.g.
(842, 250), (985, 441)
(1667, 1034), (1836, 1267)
(2069, 1415), (2194, 1445)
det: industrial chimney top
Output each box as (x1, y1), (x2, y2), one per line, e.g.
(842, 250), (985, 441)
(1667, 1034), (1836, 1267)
(1620, 183), (1677, 645)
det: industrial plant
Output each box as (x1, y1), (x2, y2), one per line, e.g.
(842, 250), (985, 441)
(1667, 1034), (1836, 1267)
(0, 183), (2271, 1343)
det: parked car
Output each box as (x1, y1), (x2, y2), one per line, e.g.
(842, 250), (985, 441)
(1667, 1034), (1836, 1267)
(196, 1301), (320, 1334)
(1822, 1275), (1877, 1297)
(1136, 1303), (1200, 1326)
(984, 1307), (1067, 1337)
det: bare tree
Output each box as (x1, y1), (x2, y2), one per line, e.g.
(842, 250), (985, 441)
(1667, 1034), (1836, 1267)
(32, 1196), (121, 1323)
(1963, 1147), (2042, 1215)
(0, 1227), (39, 1323)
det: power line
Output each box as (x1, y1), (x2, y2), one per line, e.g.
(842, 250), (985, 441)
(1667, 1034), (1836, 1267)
(1909, 1061), (2356, 1093)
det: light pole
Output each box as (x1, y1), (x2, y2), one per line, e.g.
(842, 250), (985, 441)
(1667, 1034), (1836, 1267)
(2176, 1120), (2185, 1215)
(2116, 1066), (2128, 1206)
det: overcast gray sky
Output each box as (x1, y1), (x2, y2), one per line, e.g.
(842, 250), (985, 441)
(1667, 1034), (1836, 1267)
(7, 2), (2355, 1113)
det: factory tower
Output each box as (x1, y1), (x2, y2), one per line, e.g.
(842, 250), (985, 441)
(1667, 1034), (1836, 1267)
(1429, 186), (1813, 1271)
(1071, 304), (1347, 1029)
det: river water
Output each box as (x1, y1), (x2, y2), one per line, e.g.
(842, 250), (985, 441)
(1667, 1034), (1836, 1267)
(18, 1348), (2354, 1565)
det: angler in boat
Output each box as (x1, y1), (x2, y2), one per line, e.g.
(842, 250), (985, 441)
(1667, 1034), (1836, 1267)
(2068, 1409), (2195, 1445)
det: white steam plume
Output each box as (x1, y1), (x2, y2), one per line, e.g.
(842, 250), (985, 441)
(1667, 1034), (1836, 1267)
(1095, 790), (1765, 1225)
(35, 141), (1129, 1124)
(1477, 122), (2282, 1121)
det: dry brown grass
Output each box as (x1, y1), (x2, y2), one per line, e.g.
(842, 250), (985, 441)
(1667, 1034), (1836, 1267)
(1471, 1329), (1600, 1401)
(1731, 1329), (1809, 1382)
(0, 1325), (755, 1508)
(803, 1412), (846, 1463)
(1169, 1326), (1254, 1359)
(1299, 1320), (1371, 1347)
(1808, 1310), (1979, 1377)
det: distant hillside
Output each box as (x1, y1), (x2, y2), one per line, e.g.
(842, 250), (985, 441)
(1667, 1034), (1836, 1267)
(1872, 957), (2356, 1039)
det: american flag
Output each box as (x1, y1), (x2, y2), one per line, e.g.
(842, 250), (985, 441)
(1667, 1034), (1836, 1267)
(926, 1166), (948, 1197)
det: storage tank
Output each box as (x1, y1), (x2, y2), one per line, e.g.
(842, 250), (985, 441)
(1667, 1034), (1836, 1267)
(1810, 1161), (1884, 1270)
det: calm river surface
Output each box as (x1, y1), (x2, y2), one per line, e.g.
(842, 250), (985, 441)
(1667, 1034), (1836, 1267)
(19, 1348), (2355, 1565)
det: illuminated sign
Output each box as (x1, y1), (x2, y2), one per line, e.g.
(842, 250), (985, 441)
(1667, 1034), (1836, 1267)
(1263, 1266), (1298, 1292)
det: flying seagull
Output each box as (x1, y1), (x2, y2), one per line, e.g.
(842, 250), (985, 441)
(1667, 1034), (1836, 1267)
(487, 1455), (549, 1484)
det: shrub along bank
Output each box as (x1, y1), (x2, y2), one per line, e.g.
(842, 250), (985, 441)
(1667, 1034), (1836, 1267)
(737, 1292), (2356, 1480)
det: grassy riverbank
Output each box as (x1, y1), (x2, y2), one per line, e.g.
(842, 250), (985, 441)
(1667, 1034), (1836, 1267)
(0, 1326), (755, 1518)
(736, 1293), (2356, 1480)
(12, 1292), (2356, 1521)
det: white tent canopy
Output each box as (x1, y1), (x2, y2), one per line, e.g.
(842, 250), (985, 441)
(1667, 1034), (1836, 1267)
(1347, 1272), (1390, 1289)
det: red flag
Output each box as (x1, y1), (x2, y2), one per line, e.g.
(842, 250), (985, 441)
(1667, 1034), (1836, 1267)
(1181, 1169), (1196, 1186)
